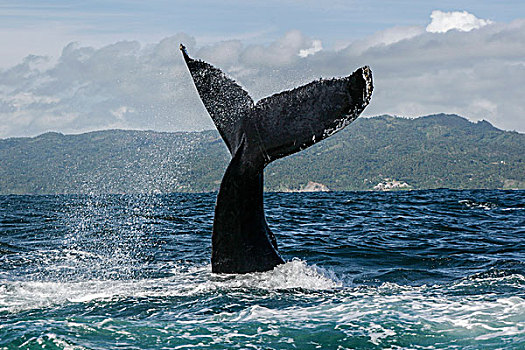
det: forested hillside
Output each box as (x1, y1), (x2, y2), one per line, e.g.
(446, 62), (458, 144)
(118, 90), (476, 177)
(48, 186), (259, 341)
(1, 114), (523, 194)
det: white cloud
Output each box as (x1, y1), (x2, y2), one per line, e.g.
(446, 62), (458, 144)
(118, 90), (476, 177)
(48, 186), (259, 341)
(426, 10), (493, 33)
(346, 26), (425, 53)
(0, 33), (210, 137)
(299, 40), (322, 58)
(0, 14), (524, 138)
(239, 30), (320, 67)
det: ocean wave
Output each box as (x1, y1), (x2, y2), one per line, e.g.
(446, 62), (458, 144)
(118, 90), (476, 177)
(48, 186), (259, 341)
(0, 260), (340, 314)
(1, 190), (524, 348)
(1, 272), (524, 348)
(459, 199), (498, 210)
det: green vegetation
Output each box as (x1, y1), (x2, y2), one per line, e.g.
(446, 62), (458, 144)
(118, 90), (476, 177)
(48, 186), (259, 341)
(1, 114), (523, 194)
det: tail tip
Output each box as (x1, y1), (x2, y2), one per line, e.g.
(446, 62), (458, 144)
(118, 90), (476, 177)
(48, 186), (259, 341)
(180, 43), (191, 62)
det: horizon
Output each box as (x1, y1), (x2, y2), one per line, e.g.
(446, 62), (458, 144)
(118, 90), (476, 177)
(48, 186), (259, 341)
(0, 1), (524, 138)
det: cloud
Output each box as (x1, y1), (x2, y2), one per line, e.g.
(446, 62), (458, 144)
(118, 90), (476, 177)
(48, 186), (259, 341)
(344, 26), (425, 53)
(239, 30), (321, 67)
(0, 33), (212, 137)
(426, 10), (493, 33)
(0, 12), (524, 138)
(299, 40), (322, 58)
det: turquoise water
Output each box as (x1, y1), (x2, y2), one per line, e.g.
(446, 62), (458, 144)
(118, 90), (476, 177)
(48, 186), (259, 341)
(1, 190), (524, 349)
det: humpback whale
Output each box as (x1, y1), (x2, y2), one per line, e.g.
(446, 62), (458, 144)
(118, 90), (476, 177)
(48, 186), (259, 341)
(180, 44), (373, 274)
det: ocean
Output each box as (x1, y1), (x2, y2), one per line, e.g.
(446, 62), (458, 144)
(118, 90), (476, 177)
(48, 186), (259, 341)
(1, 190), (524, 349)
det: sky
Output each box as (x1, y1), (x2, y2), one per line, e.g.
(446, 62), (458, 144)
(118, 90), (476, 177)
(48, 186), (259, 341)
(0, 0), (524, 138)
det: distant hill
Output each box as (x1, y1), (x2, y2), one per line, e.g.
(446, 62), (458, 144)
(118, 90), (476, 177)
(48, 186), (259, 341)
(1, 114), (523, 194)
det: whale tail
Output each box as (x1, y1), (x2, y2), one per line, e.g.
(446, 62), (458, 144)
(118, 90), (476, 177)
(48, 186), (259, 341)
(181, 44), (373, 273)
(180, 43), (253, 155)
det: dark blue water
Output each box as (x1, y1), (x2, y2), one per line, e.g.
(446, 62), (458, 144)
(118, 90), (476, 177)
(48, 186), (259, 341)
(1, 190), (524, 349)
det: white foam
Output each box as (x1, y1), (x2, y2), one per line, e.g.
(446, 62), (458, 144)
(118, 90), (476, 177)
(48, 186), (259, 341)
(459, 199), (497, 210)
(209, 259), (341, 290)
(208, 276), (525, 345)
(0, 260), (339, 314)
(30, 333), (87, 350)
(2, 262), (524, 345)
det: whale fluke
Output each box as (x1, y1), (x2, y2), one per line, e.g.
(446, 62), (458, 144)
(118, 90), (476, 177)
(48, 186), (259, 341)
(180, 43), (254, 154)
(181, 43), (373, 273)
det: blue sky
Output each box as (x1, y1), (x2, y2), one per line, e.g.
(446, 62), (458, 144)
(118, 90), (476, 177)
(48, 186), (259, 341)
(0, 1), (524, 137)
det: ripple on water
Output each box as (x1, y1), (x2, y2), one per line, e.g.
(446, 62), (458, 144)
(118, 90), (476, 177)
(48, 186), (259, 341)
(0, 190), (524, 348)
